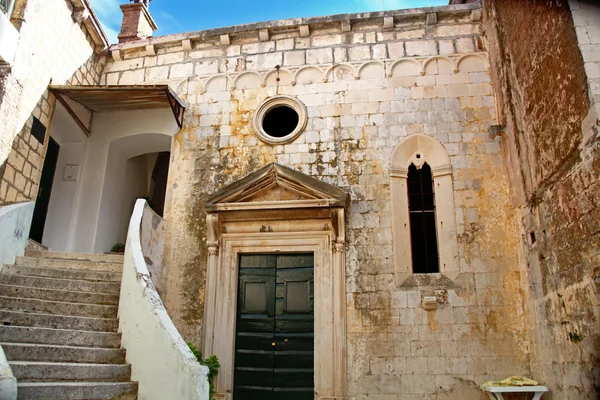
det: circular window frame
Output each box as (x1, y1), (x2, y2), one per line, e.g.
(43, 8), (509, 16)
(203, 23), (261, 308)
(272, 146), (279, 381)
(252, 95), (308, 145)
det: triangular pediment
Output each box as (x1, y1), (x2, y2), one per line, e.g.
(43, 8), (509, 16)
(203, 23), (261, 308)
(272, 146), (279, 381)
(206, 163), (348, 211)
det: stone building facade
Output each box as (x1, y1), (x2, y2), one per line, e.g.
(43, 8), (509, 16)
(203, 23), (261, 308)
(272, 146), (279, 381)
(0, 0), (598, 399)
(102, 3), (529, 398)
(483, 0), (600, 398)
(0, 0), (107, 203)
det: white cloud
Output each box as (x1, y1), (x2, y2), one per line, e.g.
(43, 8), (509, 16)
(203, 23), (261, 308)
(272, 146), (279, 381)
(157, 11), (182, 30)
(353, 0), (408, 11)
(89, 0), (121, 19)
(102, 25), (120, 44)
(89, 0), (123, 44)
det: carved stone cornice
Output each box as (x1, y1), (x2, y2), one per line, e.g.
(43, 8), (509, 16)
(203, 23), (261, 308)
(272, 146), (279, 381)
(206, 163), (349, 213)
(108, 3), (481, 55)
(184, 53), (489, 93)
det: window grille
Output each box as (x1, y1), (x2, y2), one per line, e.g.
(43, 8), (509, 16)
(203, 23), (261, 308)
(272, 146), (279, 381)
(407, 162), (440, 273)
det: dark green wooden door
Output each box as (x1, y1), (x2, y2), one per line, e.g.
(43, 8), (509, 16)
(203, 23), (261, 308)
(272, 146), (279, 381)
(234, 254), (314, 400)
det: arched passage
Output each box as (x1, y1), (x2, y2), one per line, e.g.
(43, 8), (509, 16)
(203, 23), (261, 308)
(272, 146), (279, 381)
(63, 108), (180, 254)
(94, 133), (172, 253)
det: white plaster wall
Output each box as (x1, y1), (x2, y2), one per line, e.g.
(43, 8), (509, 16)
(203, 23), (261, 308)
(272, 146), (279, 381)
(0, 0), (97, 169)
(0, 202), (34, 267)
(117, 154), (156, 244)
(68, 108), (177, 253)
(43, 104), (88, 251)
(120, 199), (209, 400)
(0, 9), (19, 64)
(42, 141), (86, 251)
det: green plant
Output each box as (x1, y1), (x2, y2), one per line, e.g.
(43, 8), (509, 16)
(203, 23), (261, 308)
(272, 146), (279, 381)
(188, 343), (220, 398)
(111, 243), (125, 253)
(568, 331), (582, 344)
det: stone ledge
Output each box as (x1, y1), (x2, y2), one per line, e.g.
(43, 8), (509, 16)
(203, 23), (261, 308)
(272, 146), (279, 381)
(108, 3), (481, 55)
(166, 53), (489, 94)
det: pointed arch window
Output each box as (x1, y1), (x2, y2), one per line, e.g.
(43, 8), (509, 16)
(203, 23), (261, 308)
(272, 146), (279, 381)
(407, 163), (439, 274)
(390, 134), (459, 286)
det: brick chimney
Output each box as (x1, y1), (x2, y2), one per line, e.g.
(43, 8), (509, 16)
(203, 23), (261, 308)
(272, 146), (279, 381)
(117, 1), (158, 43)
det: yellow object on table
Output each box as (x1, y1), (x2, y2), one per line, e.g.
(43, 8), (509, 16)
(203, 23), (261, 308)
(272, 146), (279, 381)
(480, 376), (539, 391)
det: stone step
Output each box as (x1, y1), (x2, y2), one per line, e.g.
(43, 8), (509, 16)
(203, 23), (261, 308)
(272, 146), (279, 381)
(0, 310), (118, 332)
(2, 342), (126, 364)
(15, 256), (122, 273)
(11, 361), (131, 382)
(25, 250), (124, 264)
(0, 326), (121, 348)
(26, 239), (48, 252)
(0, 284), (119, 305)
(17, 381), (138, 400)
(0, 296), (117, 318)
(0, 273), (120, 294)
(1, 265), (121, 282)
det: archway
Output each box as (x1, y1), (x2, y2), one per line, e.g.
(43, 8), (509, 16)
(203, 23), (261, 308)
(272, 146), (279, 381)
(94, 133), (171, 253)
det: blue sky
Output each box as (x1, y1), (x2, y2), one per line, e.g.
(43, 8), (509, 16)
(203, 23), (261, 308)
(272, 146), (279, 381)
(90, 0), (448, 44)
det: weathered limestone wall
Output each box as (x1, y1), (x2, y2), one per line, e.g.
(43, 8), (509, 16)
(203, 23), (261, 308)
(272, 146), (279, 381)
(104, 3), (530, 397)
(483, 0), (599, 398)
(0, 0), (106, 204)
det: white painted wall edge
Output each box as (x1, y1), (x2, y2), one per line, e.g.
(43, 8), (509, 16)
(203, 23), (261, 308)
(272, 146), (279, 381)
(0, 10), (19, 65)
(119, 199), (209, 400)
(0, 202), (34, 268)
(0, 345), (17, 400)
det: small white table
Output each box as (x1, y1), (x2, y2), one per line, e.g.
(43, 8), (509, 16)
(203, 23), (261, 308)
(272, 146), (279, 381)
(485, 386), (549, 400)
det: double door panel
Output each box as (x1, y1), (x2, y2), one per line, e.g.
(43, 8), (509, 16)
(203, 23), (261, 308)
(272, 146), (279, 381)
(234, 254), (314, 400)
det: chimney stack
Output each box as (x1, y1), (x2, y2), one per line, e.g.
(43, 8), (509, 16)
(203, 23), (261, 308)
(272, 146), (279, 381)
(117, 0), (158, 43)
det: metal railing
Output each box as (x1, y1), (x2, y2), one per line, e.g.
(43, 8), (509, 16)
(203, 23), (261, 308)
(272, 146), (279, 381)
(0, 0), (15, 17)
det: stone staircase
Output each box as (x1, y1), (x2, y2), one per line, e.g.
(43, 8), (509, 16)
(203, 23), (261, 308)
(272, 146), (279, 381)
(0, 250), (138, 399)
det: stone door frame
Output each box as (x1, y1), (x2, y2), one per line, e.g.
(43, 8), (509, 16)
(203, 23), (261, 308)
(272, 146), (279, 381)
(202, 163), (349, 399)
(204, 229), (348, 399)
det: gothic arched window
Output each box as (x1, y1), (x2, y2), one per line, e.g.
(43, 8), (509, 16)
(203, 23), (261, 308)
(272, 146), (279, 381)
(407, 163), (439, 274)
(390, 134), (459, 286)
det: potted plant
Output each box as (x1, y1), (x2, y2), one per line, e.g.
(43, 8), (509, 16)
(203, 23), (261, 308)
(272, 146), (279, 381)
(110, 243), (125, 254)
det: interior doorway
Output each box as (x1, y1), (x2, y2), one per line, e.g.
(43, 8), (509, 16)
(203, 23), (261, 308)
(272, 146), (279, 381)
(234, 254), (314, 400)
(29, 137), (60, 243)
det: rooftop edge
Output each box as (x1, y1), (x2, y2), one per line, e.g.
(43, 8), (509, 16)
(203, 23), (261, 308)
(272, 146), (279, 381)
(108, 2), (482, 51)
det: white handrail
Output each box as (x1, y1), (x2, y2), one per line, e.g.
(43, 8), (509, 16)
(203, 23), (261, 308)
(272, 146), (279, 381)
(119, 199), (209, 399)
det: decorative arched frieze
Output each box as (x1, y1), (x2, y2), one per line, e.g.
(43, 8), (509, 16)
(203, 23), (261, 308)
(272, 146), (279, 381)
(325, 63), (356, 82)
(265, 69), (293, 86)
(390, 134), (459, 287)
(173, 79), (189, 98)
(188, 77), (205, 94)
(423, 56), (456, 75)
(294, 66), (326, 85)
(188, 53), (489, 89)
(456, 53), (488, 72)
(232, 71), (263, 89)
(358, 61), (385, 80)
(205, 74), (230, 92)
(389, 58), (422, 77)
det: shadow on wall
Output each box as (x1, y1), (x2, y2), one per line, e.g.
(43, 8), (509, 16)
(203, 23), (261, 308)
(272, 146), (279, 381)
(95, 133), (172, 254)
(117, 151), (170, 243)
